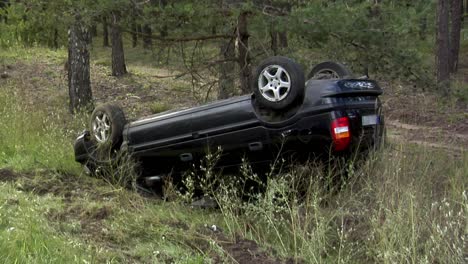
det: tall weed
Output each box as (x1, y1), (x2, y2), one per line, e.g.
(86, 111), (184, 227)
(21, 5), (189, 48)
(0, 85), (85, 173)
(187, 144), (466, 263)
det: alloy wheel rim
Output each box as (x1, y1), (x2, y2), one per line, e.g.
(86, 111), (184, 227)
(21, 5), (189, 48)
(258, 65), (291, 102)
(92, 112), (111, 143)
(314, 69), (340, 79)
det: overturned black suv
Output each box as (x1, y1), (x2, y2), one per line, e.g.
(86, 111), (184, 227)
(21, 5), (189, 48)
(74, 57), (384, 184)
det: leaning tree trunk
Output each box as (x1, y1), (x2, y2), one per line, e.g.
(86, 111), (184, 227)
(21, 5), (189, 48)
(449, 0), (462, 73)
(110, 12), (127, 76)
(103, 16), (109, 47)
(68, 18), (93, 113)
(218, 38), (236, 99)
(436, 0), (450, 89)
(237, 11), (251, 94)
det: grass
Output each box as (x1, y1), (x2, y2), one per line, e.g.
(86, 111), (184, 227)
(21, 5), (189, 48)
(0, 183), (93, 263)
(0, 169), (218, 263)
(207, 146), (467, 263)
(149, 101), (172, 114)
(0, 44), (467, 263)
(0, 84), (82, 173)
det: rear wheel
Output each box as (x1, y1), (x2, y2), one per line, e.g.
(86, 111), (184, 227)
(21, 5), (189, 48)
(308, 61), (353, 80)
(253, 56), (305, 110)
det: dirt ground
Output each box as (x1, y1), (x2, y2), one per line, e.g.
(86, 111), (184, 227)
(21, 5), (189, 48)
(380, 62), (468, 153)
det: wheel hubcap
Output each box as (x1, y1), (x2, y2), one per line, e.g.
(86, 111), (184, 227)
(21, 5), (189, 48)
(92, 112), (111, 143)
(258, 65), (291, 102)
(314, 69), (340, 79)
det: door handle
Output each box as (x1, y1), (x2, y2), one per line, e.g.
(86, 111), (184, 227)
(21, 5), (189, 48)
(248, 142), (263, 151)
(180, 153), (193, 162)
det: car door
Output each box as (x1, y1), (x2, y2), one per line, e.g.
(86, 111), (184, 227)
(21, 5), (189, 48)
(190, 97), (271, 168)
(127, 109), (195, 174)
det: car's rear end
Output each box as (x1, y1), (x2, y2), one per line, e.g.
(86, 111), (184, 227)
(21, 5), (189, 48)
(309, 79), (384, 154)
(258, 79), (384, 160)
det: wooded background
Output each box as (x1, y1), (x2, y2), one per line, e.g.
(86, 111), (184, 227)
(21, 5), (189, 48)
(0, 0), (465, 112)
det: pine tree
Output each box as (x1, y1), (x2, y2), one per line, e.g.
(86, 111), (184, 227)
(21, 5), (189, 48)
(436, 0), (450, 87)
(110, 11), (127, 76)
(68, 15), (93, 113)
(449, 0), (462, 73)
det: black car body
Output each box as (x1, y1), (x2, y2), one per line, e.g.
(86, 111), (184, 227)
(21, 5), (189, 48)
(74, 78), (384, 179)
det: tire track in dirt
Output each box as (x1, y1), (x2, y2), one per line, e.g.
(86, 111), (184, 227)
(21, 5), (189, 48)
(386, 119), (467, 154)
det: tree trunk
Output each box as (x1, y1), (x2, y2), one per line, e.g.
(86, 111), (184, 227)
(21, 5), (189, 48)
(237, 11), (251, 94)
(111, 12), (127, 77)
(90, 24), (97, 37)
(218, 39), (235, 99)
(419, 16), (427, 40)
(436, 0), (450, 88)
(142, 0), (159, 49)
(278, 31), (288, 48)
(270, 29), (278, 55)
(53, 28), (59, 49)
(159, 0), (168, 38)
(130, 5), (138, 48)
(68, 18), (93, 113)
(449, 0), (462, 73)
(131, 19), (138, 48)
(142, 24), (152, 49)
(103, 16), (109, 47)
(278, 2), (290, 48)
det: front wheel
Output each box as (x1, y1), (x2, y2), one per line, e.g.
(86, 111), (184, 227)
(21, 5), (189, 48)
(89, 103), (126, 149)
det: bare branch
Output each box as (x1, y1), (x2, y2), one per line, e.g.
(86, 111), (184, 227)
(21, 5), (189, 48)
(262, 5), (289, 17)
(122, 28), (235, 42)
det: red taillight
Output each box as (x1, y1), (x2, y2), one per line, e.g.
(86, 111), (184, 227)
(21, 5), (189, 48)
(331, 117), (351, 151)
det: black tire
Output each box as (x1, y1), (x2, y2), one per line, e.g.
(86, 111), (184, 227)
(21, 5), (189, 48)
(252, 56), (305, 110)
(308, 61), (353, 80)
(89, 104), (126, 149)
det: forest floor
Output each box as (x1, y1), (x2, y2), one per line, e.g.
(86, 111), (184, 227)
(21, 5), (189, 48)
(0, 44), (466, 263)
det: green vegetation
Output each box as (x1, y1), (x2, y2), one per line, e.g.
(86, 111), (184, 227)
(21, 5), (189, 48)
(0, 45), (466, 262)
(149, 102), (172, 114)
(0, 81), (82, 173)
(0, 183), (92, 263)
(0, 80), (466, 262)
(0, 0), (467, 262)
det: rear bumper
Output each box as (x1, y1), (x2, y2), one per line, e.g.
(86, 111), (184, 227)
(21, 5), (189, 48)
(343, 114), (385, 157)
